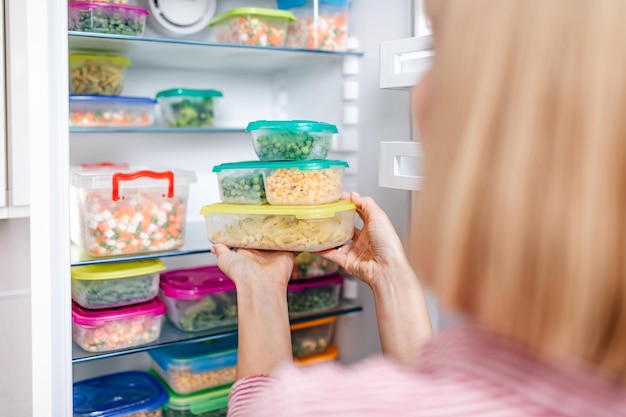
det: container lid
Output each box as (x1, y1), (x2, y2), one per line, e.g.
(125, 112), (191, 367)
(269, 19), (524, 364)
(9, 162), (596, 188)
(72, 297), (166, 327)
(159, 265), (236, 300)
(155, 88), (223, 99)
(212, 159), (348, 173)
(70, 164), (197, 190)
(69, 2), (150, 15)
(209, 7), (296, 26)
(277, 0), (348, 8)
(200, 200), (356, 220)
(73, 371), (168, 417)
(69, 54), (132, 66)
(290, 315), (337, 331)
(149, 337), (238, 373)
(71, 259), (166, 281)
(294, 344), (339, 366)
(246, 120), (338, 133)
(151, 371), (231, 414)
(287, 273), (344, 292)
(69, 95), (157, 104)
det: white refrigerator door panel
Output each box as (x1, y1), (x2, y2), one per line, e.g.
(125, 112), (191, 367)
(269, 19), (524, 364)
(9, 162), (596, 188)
(378, 141), (423, 191)
(379, 36), (433, 90)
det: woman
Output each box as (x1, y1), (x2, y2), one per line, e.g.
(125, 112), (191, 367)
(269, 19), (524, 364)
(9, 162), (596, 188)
(212, 0), (626, 415)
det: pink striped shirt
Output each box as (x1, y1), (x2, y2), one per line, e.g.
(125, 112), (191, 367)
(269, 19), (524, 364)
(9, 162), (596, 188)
(228, 325), (626, 417)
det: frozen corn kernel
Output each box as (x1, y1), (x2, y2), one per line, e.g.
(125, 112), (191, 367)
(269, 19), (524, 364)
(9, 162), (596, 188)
(265, 167), (344, 205)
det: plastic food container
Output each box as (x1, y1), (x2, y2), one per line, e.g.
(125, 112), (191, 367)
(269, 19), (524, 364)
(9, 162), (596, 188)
(247, 120), (338, 161)
(294, 344), (339, 366)
(156, 89), (223, 128)
(71, 259), (166, 309)
(68, 2), (149, 36)
(209, 7), (296, 47)
(287, 273), (343, 316)
(292, 252), (339, 279)
(159, 265), (237, 332)
(70, 0), (133, 4)
(72, 297), (166, 352)
(69, 96), (157, 128)
(213, 160), (347, 206)
(149, 338), (238, 395)
(290, 316), (337, 358)
(278, 0), (349, 51)
(74, 371), (168, 417)
(200, 200), (356, 252)
(70, 163), (197, 257)
(69, 54), (131, 96)
(153, 371), (231, 417)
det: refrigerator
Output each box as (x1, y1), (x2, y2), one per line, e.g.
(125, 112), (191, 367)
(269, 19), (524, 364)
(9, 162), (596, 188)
(0, 0), (437, 415)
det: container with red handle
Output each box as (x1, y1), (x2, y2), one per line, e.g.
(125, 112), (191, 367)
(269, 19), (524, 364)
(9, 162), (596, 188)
(70, 163), (197, 257)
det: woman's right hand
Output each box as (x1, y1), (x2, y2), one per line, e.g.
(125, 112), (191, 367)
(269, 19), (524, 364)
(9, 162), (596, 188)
(317, 192), (411, 289)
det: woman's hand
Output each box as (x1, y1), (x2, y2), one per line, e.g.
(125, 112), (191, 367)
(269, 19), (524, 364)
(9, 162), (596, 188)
(317, 192), (410, 289)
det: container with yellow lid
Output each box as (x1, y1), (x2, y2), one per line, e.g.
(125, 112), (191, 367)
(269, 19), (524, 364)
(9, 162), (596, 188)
(71, 259), (166, 309)
(290, 316), (337, 359)
(200, 200), (355, 252)
(69, 53), (132, 96)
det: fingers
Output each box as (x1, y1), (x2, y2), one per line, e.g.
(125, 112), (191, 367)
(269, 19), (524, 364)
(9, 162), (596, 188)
(211, 243), (232, 257)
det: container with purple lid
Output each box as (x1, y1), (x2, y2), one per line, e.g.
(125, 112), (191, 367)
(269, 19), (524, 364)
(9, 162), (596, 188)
(68, 2), (149, 36)
(287, 273), (343, 316)
(159, 265), (238, 332)
(72, 297), (166, 353)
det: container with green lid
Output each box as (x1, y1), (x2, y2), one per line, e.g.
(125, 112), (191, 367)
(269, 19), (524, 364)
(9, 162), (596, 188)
(71, 259), (166, 309)
(156, 89), (224, 128)
(69, 54), (132, 96)
(200, 200), (356, 252)
(246, 120), (338, 161)
(209, 7), (296, 47)
(213, 159), (348, 206)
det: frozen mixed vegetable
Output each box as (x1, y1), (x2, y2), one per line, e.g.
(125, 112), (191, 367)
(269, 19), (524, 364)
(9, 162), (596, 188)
(70, 109), (153, 127)
(69, 3), (148, 36)
(219, 173), (267, 204)
(285, 12), (348, 51)
(69, 56), (129, 96)
(167, 98), (215, 127)
(166, 292), (238, 332)
(292, 252), (339, 279)
(72, 274), (159, 309)
(254, 131), (331, 161)
(288, 284), (340, 315)
(210, 8), (295, 47)
(265, 166), (344, 205)
(73, 312), (163, 352)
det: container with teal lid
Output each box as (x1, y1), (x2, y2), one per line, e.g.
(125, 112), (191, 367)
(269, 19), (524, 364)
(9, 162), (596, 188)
(200, 200), (355, 251)
(213, 159), (348, 205)
(209, 8), (296, 47)
(156, 89), (223, 128)
(73, 371), (169, 417)
(246, 120), (338, 161)
(149, 337), (238, 395)
(71, 259), (166, 309)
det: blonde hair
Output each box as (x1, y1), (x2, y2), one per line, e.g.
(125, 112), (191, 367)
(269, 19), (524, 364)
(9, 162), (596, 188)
(414, 0), (626, 382)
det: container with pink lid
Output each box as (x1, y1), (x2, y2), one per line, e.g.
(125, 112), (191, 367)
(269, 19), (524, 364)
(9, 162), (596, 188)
(72, 297), (166, 352)
(159, 265), (238, 332)
(287, 273), (343, 316)
(68, 2), (149, 36)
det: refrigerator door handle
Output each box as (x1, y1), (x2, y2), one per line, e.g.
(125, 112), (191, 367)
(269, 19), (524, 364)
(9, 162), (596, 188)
(378, 141), (423, 191)
(379, 36), (434, 90)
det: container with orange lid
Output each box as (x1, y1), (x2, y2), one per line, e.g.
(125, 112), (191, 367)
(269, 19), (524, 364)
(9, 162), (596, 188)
(295, 345), (339, 366)
(290, 316), (337, 359)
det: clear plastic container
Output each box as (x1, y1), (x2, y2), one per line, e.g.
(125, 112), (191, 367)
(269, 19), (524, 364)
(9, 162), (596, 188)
(290, 316), (337, 358)
(200, 200), (356, 252)
(212, 160), (347, 205)
(149, 338), (238, 395)
(155, 89), (223, 128)
(69, 54), (131, 96)
(74, 371), (169, 417)
(287, 273), (343, 316)
(294, 344), (339, 366)
(72, 297), (166, 352)
(70, 163), (197, 257)
(71, 259), (165, 309)
(209, 7), (296, 47)
(159, 265), (237, 332)
(292, 252), (339, 279)
(69, 96), (157, 128)
(278, 0), (349, 51)
(152, 371), (231, 417)
(70, 0), (134, 4)
(69, 2), (149, 36)
(246, 120), (338, 161)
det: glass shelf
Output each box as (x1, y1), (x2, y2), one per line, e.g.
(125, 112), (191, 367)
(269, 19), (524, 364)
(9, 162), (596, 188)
(70, 245), (214, 267)
(70, 127), (246, 134)
(68, 32), (364, 74)
(72, 300), (363, 363)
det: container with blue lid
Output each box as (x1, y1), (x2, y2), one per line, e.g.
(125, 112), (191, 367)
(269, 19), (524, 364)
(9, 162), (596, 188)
(213, 159), (348, 206)
(246, 120), (338, 161)
(149, 337), (238, 395)
(73, 370), (168, 417)
(69, 95), (157, 128)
